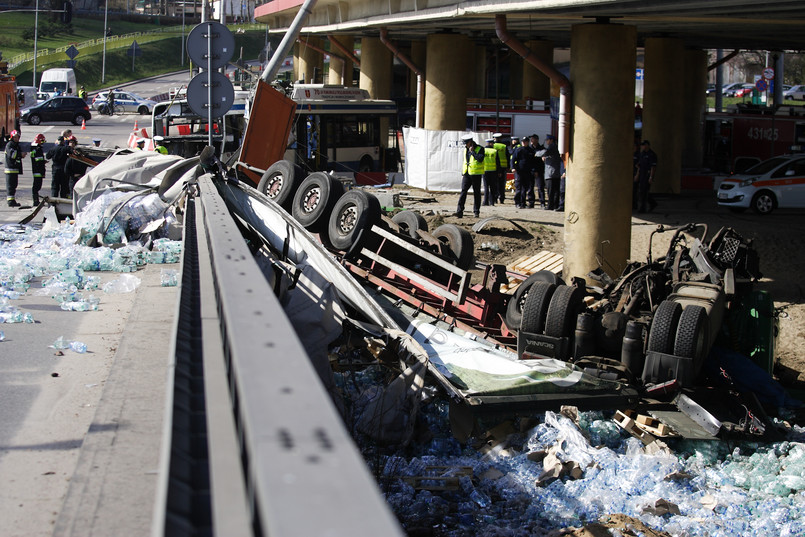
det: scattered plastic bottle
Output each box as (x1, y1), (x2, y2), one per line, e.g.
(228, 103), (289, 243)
(0, 330), (5, 341)
(160, 268), (179, 287)
(52, 336), (70, 350)
(69, 340), (87, 354)
(102, 273), (142, 294)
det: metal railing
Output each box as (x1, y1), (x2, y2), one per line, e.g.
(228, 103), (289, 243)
(153, 174), (403, 536)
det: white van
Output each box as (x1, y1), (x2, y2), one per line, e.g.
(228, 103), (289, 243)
(38, 68), (77, 98)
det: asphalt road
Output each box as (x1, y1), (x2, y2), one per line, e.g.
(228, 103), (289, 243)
(0, 73), (191, 537)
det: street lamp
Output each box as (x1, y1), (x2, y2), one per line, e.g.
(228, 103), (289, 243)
(32, 0), (39, 88)
(101, 0), (108, 83)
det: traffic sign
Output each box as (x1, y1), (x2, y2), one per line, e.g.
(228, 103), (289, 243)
(127, 41), (142, 58)
(186, 22), (234, 70)
(756, 79), (768, 92)
(65, 45), (79, 60)
(763, 67), (775, 80)
(186, 71), (235, 119)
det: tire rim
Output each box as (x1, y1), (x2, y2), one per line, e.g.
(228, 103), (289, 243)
(302, 186), (322, 214)
(265, 174), (284, 197)
(336, 204), (359, 234)
(757, 195), (773, 213)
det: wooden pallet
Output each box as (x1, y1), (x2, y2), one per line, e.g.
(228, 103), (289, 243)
(501, 251), (564, 293)
(614, 409), (677, 445)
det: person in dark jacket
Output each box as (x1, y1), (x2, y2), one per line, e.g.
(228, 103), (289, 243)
(634, 139), (658, 212)
(511, 135), (534, 209)
(64, 137), (88, 194)
(4, 129), (26, 207)
(530, 134), (545, 208)
(535, 134), (562, 210)
(46, 136), (71, 198)
(30, 133), (48, 205)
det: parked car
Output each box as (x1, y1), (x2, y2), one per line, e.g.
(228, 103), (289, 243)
(705, 83), (716, 95)
(784, 84), (805, 100)
(20, 96), (91, 126)
(716, 154), (805, 214)
(721, 82), (744, 96)
(92, 90), (157, 115)
(730, 83), (757, 98)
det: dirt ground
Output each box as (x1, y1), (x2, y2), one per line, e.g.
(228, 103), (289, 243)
(391, 186), (805, 393)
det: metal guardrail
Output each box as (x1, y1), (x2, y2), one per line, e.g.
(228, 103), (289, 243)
(153, 174), (403, 536)
(8, 23), (264, 72)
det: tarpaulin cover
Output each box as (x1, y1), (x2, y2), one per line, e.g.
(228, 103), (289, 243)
(402, 127), (491, 193)
(406, 320), (623, 397)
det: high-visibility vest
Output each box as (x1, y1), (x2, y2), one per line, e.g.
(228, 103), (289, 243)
(462, 145), (485, 175)
(494, 142), (509, 168)
(484, 147), (498, 172)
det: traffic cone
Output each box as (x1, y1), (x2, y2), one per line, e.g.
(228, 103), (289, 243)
(81, 118), (86, 130)
(133, 119), (138, 131)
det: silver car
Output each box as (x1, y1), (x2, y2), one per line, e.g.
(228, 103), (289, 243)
(92, 90), (157, 115)
(784, 85), (805, 101)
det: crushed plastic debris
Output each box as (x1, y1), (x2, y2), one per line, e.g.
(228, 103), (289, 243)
(50, 336), (87, 354)
(160, 268), (179, 287)
(102, 273), (141, 294)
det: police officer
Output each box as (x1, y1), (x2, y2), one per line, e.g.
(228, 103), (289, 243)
(511, 135), (534, 209)
(529, 134), (545, 208)
(4, 130), (26, 207)
(456, 133), (485, 218)
(492, 132), (509, 204)
(482, 138), (500, 206)
(153, 135), (169, 154)
(535, 134), (562, 211)
(30, 133), (48, 206)
(78, 85), (87, 101)
(135, 138), (146, 151)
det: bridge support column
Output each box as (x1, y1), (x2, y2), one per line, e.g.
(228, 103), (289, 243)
(295, 37), (324, 84)
(424, 33), (471, 131)
(329, 36), (354, 86)
(642, 37), (685, 193)
(360, 37), (393, 149)
(523, 40), (552, 102)
(682, 49), (708, 169)
(565, 23), (636, 280)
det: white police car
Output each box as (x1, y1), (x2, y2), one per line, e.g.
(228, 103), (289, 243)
(716, 153), (805, 214)
(92, 90), (157, 115)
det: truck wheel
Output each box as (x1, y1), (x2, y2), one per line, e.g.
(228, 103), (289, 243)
(431, 224), (474, 270)
(291, 172), (344, 233)
(519, 282), (556, 334)
(504, 271), (566, 331)
(674, 305), (709, 372)
(544, 285), (586, 338)
(257, 160), (303, 211)
(647, 300), (683, 355)
(328, 190), (381, 253)
(391, 210), (428, 239)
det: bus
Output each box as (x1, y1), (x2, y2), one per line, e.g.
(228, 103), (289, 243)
(286, 84), (398, 174)
(150, 83), (398, 175)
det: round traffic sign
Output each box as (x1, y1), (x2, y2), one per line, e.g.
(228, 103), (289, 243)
(763, 67), (775, 80)
(756, 79), (768, 92)
(186, 71), (235, 119)
(186, 21), (235, 70)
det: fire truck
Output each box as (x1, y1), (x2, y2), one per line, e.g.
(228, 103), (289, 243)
(0, 68), (21, 144)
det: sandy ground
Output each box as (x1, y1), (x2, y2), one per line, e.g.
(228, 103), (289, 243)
(392, 186), (805, 393)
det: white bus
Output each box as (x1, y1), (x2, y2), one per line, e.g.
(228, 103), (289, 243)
(286, 84), (398, 173)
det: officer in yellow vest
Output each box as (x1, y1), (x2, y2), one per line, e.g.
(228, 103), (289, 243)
(483, 138), (500, 206)
(153, 135), (169, 154)
(492, 132), (509, 204)
(456, 133), (485, 218)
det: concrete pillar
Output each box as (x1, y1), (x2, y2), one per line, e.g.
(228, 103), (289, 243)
(359, 37), (393, 148)
(408, 40), (426, 96)
(472, 43), (487, 99)
(424, 33), (471, 131)
(508, 52), (524, 100)
(565, 23), (637, 280)
(328, 35), (354, 86)
(295, 37), (324, 84)
(523, 40), (552, 102)
(682, 49), (707, 168)
(642, 37), (685, 193)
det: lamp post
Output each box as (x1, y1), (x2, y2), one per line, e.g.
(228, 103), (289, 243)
(101, 0), (108, 83)
(181, 2), (185, 66)
(32, 0), (39, 87)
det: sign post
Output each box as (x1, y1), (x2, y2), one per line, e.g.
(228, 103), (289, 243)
(127, 40), (142, 71)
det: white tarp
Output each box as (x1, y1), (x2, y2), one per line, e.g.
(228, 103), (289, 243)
(402, 127), (491, 192)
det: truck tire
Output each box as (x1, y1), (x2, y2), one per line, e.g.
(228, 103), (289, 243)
(673, 305), (710, 372)
(291, 172), (344, 233)
(519, 282), (556, 334)
(257, 160), (303, 211)
(504, 271), (566, 331)
(328, 190), (381, 253)
(544, 285), (585, 338)
(647, 300), (683, 355)
(391, 210), (428, 239)
(431, 224), (474, 270)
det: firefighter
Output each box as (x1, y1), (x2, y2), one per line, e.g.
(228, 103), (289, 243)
(4, 129), (26, 207)
(30, 133), (48, 206)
